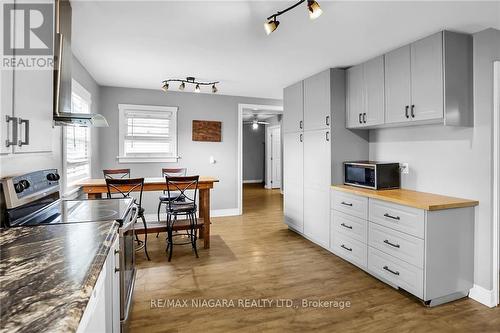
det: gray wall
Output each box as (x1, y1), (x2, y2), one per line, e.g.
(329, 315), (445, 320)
(369, 28), (500, 290)
(97, 86), (282, 213)
(243, 124), (265, 182)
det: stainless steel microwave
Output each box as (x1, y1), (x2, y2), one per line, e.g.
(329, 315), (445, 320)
(344, 161), (400, 190)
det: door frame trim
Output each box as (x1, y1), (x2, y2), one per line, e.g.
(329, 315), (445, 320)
(238, 103), (283, 215)
(492, 61), (500, 307)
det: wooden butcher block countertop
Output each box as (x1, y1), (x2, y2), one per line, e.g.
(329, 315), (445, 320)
(332, 185), (479, 211)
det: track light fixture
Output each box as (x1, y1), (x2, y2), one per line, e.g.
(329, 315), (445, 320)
(161, 76), (219, 93)
(265, 0), (322, 35)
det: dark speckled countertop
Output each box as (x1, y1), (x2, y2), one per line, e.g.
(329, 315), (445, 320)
(0, 221), (119, 333)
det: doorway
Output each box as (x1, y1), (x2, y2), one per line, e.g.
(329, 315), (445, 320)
(238, 103), (283, 215)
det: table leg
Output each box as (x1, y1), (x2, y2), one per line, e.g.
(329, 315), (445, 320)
(199, 188), (210, 249)
(87, 193), (103, 199)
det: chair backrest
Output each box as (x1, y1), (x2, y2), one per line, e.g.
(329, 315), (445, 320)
(105, 177), (145, 208)
(103, 168), (131, 179)
(165, 175), (199, 208)
(162, 168), (187, 177)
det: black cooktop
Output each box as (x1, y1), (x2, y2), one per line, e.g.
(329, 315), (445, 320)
(6, 198), (134, 227)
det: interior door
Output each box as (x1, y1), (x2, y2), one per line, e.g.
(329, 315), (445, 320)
(346, 64), (364, 128)
(410, 32), (444, 122)
(0, 69), (14, 154)
(271, 126), (281, 189)
(385, 45), (412, 124)
(304, 70), (330, 131)
(303, 129), (331, 248)
(283, 81), (303, 133)
(283, 132), (303, 232)
(363, 56), (385, 126)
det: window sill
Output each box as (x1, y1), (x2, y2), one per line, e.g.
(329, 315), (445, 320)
(117, 156), (180, 163)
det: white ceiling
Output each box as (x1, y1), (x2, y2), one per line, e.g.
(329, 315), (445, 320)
(71, 1), (500, 100)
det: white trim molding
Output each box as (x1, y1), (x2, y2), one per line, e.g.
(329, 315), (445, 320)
(243, 179), (263, 184)
(492, 61), (500, 307)
(469, 284), (497, 308)
(238, 103), (283, 215)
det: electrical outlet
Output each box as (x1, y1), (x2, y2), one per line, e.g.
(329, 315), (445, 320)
(400, 163), (409, 175)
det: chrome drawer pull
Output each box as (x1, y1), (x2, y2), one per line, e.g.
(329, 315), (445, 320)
(341, 244), (352, 252)
(383, 265), (400, 276)
(341, 201), (353, 207)
(340, 223), (353, 230)
(383, 239), (400, 248)
(383, 213), (400, 220)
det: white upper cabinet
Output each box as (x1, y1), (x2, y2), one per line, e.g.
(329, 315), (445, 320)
(384, 45), (412, 124)
(410, 32), (444, 122)
(304, 70), (331, 131)
(283, 81), (304, 133)
(363, 56), (385, 126)
(346, 64), (364, 128)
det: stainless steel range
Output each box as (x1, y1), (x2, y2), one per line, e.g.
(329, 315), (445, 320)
(1, 169), (137, 332)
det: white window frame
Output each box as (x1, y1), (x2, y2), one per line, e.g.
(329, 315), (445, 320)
(63, 79), (92, 196)
(118, 104), (178, 163)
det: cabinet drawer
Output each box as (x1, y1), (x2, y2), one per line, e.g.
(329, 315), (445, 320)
(332, 210), (367, 244)
(332, 190), (368, 220)
(368, 222), (424, 268)
(368, 246), (424, 299)
(369, 199), (425, 238)
(332, 233), (367, 269)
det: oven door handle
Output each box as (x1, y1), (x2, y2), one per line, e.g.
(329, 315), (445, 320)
(121, 205), (139, 232)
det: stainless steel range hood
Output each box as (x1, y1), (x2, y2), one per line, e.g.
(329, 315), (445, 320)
(53, 0), (108, 127)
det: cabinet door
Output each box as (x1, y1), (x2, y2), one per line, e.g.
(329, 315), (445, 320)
(303, 129), (331, 248)
(0, 69), (14, 154)
(77, 261), (108, 333)
(111, 238), (120, 333)
(410, 32), (444, 122)
(12, 69), (53, 153)
(363, 56), (385, 126)
(385, 45), (411, 124)
(346, 65), (364, 128)
(304, 70), (330, 131)
(283, 81), (303, 133)
(283, 132), (303, 232)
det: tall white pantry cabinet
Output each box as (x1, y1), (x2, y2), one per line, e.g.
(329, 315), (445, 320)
(283, 68), (369, 247)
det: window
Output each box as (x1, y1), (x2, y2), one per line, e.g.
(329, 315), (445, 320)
(118, 104), (178, 163)
(64, 80), (92, 190)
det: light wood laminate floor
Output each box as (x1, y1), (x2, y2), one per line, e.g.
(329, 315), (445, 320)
(131, 184), (500, 333)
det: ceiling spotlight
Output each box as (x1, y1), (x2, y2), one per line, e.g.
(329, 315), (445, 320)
(264, 18), (280, 35)
(161, 77), (220, 93)
(212, 84), (218, 93)
(194, 84), (201, 93)
(179, 82), (185, 90)
(162, 82), (169, 92)
(307, 0), (322, 20)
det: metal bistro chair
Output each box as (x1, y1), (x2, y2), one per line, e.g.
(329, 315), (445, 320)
(105, 177), (150, 261)
(156, 168), (187, 237)
(103, 168), (131, 179)
(164, 175), (200, 262)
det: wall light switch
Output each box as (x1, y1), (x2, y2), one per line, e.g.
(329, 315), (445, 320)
(400, 163), (409, 175)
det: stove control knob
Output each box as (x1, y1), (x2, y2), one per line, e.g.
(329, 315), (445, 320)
(19, 180), (30, 190)
(47, 173), (60, 181)
(14, 182), (24, 193)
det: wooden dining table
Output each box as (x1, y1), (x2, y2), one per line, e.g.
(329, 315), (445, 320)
(77, 177), (219, 248)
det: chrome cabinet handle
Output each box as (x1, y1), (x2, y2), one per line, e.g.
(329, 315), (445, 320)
(299, 120), (303, 129)
(411, 105), (415, 118)
(5, 116), (18, 147)
(299, 133), (303, 142)
(384, 239), (400, 248)
(405, 105), (409, 118)
(384, 213), (400, 220)
(17, 118), (29, 146)
(358, 113), (362, 124)
(383, 265), (400, 276)
(363, 113), (367, 123)
(341, 201), (353, 207)
(115, 267), (120, 273)
(325, 115), (330, 126)
(341, 244), (352, 252)
(325, 131), (329, 142)
(341, 223), (353, 230)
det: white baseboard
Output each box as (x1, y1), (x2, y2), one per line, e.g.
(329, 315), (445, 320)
(243, 179), (263, 184)
(469, 284), (497, 307)
(211, 208), (240, 217)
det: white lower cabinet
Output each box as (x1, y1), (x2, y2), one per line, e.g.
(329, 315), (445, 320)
(78, 236), (120, 333)
(330, 188), (474, 306)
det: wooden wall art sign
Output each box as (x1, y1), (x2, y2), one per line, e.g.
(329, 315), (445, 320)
(192, 120), (222, 142)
